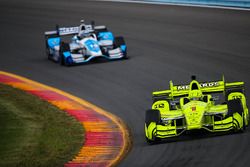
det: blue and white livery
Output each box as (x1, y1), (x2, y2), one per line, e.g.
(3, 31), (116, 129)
(45, 20), (127, 66)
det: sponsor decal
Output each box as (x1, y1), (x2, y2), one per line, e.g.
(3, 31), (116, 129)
(177, 82), (219, 91)
(200, 82), (219, 88)
(154, 103), (164, 109)
(177, 85), (189, 90)
(59, 27), (79, 35)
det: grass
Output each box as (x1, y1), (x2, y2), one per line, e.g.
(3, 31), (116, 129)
(0, 83), (84, 167)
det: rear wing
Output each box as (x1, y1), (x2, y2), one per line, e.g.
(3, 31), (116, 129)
(44, 26), (80, 36)
(153, 76), (244, 99)
(44, 24), (107, 37)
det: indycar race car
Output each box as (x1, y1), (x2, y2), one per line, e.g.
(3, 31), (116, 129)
(44, 20), (127, 66)
(145, 76), (249, 144)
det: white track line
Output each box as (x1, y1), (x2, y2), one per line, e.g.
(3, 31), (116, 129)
(94, 0), (250, 11)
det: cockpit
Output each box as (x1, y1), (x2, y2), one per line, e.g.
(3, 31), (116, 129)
(180, 78), (206, 107)
(78, 21), (94, 39)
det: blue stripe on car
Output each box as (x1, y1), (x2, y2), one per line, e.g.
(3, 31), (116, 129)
(63, 51), (71, 58)
(85, 39), (101, 53)
(98, 32), (114, 41)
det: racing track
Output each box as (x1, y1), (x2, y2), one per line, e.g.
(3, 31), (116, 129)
(1, 0), (250, 166)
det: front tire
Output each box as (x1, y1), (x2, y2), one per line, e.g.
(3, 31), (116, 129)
(114, 36), (127, 59)
(59, 42), (70, 66)
(227, 98), (245, 131)
(145, 109), (160, 144)
(227, 98), (243, 116)
(145, 109), (160, 127)
(45, 36), (52, 60)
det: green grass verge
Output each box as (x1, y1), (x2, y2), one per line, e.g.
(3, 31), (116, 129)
(0, 83), (84, 167)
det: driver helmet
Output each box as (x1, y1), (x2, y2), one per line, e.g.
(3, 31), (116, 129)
(78, 29), (91, 39)
(189, 90), (203, 100)
(72, 35), (79, 42)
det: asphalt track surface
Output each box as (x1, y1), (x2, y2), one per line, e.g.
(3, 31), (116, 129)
(1, 0), (250, 166)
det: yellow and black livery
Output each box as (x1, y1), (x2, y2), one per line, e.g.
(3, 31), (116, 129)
(145, 76), (249, 144)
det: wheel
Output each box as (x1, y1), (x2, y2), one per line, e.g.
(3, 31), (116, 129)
(59, 42), (70, 66)
(145, 109), (160, 144)
(114, 36), (127, 59)
(227, 98), (245, 131)
(59, 53), (65, 65)
(114, 36), (125, 47)
(45, 36), (51, 60)
(45, 34), (59, 60)
(227, 98), (243, 116)
(145, 109), (160, 127)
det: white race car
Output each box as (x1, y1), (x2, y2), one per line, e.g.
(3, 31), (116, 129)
(45, 20), (127, 66)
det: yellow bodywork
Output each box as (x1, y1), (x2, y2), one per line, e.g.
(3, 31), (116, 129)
(145, 77), (249, 143)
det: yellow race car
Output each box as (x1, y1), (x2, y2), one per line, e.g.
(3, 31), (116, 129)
(145, 76), (249, 144)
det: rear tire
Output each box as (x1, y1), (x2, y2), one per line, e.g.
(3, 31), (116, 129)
(45, 34), (59, 60)
(114, 36), (125, 46)
(45, 35), (52, 60)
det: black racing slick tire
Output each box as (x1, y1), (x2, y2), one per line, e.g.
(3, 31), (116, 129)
(227, 98), (244, 117)
(114, 36), (126, 47)
(45, 35), (52, 60)
(45, 33), (59, 60)
(59, 42), (70, 66)
(145, 109), (161, 144)
(114, 36), (127, 59)
(227, 98), (245, 131)
(145, 109), (160, 128)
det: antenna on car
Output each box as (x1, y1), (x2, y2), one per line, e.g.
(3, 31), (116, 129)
(191, 75), (196, 80)
(91, 20), (95, 26)
(55, 24), (59, 35)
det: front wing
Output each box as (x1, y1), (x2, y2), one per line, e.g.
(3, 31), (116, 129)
(62, 49), (126, 65)
(145, 112), (244, 141)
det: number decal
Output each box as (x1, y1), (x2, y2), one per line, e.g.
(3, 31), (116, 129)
(231, 95), (242, 100)
(154, 103), (164, 109)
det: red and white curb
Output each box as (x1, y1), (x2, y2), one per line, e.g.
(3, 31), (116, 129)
(0, 71), (131, 167)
